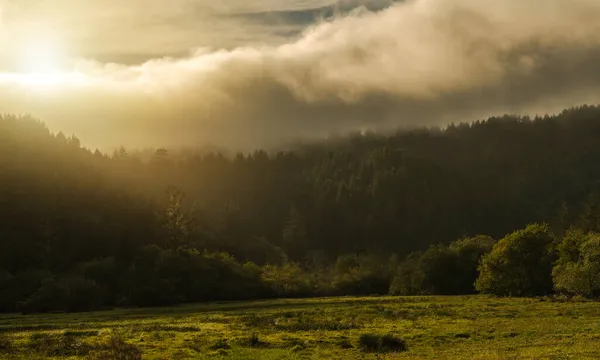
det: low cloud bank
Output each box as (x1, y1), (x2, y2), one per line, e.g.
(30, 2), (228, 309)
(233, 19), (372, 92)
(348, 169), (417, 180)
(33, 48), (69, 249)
(2, 0), (600, 150)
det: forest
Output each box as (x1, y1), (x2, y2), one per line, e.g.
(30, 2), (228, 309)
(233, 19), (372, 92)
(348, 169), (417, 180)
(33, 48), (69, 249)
(2, 105), (600, 313)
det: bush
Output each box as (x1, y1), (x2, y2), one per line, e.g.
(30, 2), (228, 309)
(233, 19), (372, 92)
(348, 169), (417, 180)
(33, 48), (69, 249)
(123, 248), (272, 307)
(331, 254), (396, 296)
(553, 231), (600, 297)
(390, 235), (494, 296)
(389, 253), (424, 295)
(358, 333), (408, 353)
(261, 263), (314, 297)
(19, 276), (102, 313)
(450, 235), (495, 294)
(0, 269), (54, 313)
(332, 272), (391, 296)
(476, 224), (556, 296)
(415, 245), (461, 295)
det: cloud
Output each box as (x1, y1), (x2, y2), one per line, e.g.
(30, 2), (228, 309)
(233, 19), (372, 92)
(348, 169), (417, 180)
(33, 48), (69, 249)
(2, 0), (600, 150)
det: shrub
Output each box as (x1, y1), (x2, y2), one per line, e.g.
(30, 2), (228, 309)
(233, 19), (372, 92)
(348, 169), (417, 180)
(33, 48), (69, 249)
(415, 245), (461, 295)
(390, 235), (494, 296)
(553, 231), (600, 297)
(389, 253), (424, 295)
(331, 254), (396, 296)
(450, 235), (495, 294)
(358, 333), (408, 353)
(476, 224), (555, 296)
(19, 276), (102, 313)
(261, 263), (313, 297)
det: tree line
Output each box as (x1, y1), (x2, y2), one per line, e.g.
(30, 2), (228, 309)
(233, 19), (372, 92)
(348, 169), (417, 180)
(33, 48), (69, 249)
(2, 105), (600, 313)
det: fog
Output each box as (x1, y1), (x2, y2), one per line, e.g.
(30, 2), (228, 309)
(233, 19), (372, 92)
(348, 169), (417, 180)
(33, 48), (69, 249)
(1, 0), (600, 150)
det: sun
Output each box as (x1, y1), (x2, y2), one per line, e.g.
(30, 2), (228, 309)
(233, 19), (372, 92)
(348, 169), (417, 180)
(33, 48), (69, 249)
(18, 38), (65, 74)
(1, 36), (86, 89)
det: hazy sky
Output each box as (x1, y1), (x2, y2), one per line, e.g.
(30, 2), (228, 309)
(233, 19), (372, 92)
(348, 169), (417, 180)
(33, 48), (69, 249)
(1, 0), (600, 150)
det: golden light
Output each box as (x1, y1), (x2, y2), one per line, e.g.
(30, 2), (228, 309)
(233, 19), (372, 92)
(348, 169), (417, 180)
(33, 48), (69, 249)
(19, 39), (63, 74)
(0, 35), (87, 89)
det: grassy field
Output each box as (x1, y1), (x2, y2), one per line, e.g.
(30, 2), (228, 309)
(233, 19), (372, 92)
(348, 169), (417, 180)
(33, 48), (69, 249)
(0, 295), (599, 359)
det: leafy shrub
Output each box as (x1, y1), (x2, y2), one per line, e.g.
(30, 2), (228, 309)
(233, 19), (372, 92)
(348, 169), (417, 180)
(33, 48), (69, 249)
(390, 235), (494, 296)
(450, 235), (495, 293)
(261, 263), (314, 297)
(389, 253), (424, 295)
(331, 254), (395, 296)
(358, 333), (408, 353)
(476, 224), (556, 296)
(553, 231), (600, 297)
(0, 271), (17, 313)
(19, 276), (102, 313)
(124, 248), (271, 307)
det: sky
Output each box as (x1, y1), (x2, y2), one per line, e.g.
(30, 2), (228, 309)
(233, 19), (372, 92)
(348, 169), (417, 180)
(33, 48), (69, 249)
(1, 0), (600, 150)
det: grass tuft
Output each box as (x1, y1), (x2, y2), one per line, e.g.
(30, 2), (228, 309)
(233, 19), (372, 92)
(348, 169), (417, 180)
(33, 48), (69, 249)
(210, 338), (231, 350)
(211, 348), (230, 356)
(241, 314), (360, 332)
(0, 334), (13, 353)
(27, 332), (92, 357)
(64, 330), (100, 337)
(291, 344), (304, 352)
(92, 334), (142, 360)
(358, 333), (408, 353)
(241, 332), (268, 348)
(335, 338), (354, 349)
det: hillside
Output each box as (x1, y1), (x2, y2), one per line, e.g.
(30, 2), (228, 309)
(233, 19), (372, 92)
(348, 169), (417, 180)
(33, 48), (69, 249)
(3, 106), (600, 311)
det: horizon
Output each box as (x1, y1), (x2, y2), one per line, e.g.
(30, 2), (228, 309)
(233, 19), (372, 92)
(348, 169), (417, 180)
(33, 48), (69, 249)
(5, 104), (598, 157)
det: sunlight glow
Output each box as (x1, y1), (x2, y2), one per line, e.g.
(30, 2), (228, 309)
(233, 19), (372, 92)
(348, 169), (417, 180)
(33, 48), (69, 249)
(0, 36), (89, 89)
(0, 71), (87, 89)
(19, 38), (64, 74)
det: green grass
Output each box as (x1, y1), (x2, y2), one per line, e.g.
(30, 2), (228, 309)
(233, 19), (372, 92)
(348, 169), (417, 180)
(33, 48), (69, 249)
(0, 295), (599, 359)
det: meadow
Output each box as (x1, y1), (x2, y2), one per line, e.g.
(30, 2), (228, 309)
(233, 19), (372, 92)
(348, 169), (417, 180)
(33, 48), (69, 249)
(0, 295), (599, 359)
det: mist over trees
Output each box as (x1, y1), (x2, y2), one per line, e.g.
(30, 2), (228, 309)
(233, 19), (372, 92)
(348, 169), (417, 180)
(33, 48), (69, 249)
(3, 105), (600, 312)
